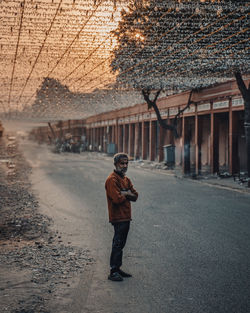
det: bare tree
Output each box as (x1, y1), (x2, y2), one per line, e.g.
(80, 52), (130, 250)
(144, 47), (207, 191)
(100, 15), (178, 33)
(142, 89), (195, 138)
(235, 72), (250, 182)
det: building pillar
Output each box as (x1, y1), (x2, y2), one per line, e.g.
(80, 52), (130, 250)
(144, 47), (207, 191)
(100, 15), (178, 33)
(182, 116), (185, 174)
(229, 99), (233, 174)
(92, 127), (94, 146)
(159, 126), (165, 162)
(93, 128), (96, 148)
(122, 124), (127, 153)
(229, 99), (238, 174)
(101, 127), (104, 149)
(103, 127), (107, 152)
(98, 128), (101, 150)
(210, 112), (215, 173)
(118, 125), (123, 152)
(109, 125), (112, 142)
(149, 120), (156, 161)
(88, 128), (91, 147)
(142, 121), (146, 159)
(111, 125), (115, 143)
(165, 118), (173, 145)
(195, 110), (200, 175)
(86, 128), (89, 147)
(128, 123), (134, 157)
(88, 126), (93, 148)
(142, 121), (149, 159)
(97, 127), (100, 150)
(103, 127), (106, 152)
(91, 128), (94, 148)
(96, 128), (99, 149)
(112, 124), (117, 154)
(123, 124), (129, 153)
(122, 124), (125, 152)
(116, 119), (119, 149)
(134, 122), (140, 159)
(85, 128), (88, 145)
(94, 128), (97, 150)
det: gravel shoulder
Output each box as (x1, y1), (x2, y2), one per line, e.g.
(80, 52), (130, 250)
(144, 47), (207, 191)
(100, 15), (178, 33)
(0, 134), (93, 313)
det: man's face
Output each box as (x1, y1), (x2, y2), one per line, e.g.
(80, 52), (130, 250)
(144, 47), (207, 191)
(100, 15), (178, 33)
(115, 157), (128, 174)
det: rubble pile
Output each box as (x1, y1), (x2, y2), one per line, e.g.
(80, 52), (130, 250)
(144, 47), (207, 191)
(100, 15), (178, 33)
(0, 135), (93, 313)
(0, 135), (49, 243)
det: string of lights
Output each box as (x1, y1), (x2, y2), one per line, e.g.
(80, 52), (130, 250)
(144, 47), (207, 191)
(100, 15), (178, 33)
(21, 0), (105, 113)
(0, 0), (249, 121)
(138, 39), (250, 92)
(77, 7), (247, 92)
(61, 33), (111, 83)
(8, 0), (26, 113)
(129, 17), (249, 88)
(15, 0), (63, 113)
(61, 4), (173, 85)
(111, 7), (249, 90)
(74, 10), (198, 90)
(83, 34), (249, 94)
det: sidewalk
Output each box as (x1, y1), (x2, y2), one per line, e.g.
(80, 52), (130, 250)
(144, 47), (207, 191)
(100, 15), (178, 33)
(189, 174), (250, 194)
(129, 159), (250, 194)
(74, 151), (250, 194)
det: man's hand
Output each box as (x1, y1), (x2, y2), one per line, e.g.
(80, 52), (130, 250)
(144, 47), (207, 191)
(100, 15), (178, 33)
(120, 190), (128, 196)
(121, 190), (137, 202)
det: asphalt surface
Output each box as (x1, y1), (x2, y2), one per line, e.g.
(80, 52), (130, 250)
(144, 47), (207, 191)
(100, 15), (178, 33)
(20, 140), (250, 313)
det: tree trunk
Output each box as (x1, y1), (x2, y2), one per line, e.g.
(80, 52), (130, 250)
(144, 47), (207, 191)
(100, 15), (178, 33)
(235, 72), (250, 184)
(150, 100), (178, 137)
(48, 122), (56, 139)
(245, 123), (250, 182)
(142, 89), (194, 138)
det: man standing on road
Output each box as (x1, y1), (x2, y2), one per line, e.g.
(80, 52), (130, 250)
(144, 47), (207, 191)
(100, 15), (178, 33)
(105, 153), (138, 282)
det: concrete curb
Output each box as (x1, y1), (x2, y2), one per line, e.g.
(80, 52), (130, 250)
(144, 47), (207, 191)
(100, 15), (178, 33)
(128, 162), (250, 195)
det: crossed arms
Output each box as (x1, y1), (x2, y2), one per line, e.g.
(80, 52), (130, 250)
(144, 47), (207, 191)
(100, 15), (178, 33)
(120, 189), (137, 202)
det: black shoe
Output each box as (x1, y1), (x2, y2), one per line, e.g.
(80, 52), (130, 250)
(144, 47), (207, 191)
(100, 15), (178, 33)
(118, 269), (132, 278)
(108, 271), (123, 281)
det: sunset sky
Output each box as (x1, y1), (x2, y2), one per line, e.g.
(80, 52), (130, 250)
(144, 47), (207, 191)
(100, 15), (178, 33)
(0, 0), (127, 115)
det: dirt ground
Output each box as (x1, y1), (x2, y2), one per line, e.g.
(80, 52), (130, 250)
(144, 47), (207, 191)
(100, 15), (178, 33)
(0, 134), (93, 313)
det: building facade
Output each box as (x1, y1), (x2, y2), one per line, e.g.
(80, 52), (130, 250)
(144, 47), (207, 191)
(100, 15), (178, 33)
(31, 79), (248, 176)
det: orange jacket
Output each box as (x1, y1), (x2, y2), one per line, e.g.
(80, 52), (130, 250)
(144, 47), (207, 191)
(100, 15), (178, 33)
(105, 171), (138, 223)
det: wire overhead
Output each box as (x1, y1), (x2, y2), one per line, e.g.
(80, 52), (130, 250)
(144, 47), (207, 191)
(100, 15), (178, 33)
(77, 7), (248, 92)
(0, 0), (249, 121)
(8, 1), (26, 110)
(16, 0), (64, 110)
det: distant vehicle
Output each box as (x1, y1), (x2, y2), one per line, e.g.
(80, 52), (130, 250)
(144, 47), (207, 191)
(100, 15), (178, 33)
(53, 134), (86, 153)
(8, 136), (16, 141)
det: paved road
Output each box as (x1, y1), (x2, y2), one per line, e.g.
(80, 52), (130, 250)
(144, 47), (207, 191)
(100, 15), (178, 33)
(21, 140), (250, 313)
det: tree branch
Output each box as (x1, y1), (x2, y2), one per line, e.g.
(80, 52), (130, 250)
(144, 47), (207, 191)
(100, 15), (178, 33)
(235, 72), (248, 99)
(142, 89), (154, 109)
(173, 89), (194, 126)
(153, 89), (162, 103)
(142, 88), (178, 137)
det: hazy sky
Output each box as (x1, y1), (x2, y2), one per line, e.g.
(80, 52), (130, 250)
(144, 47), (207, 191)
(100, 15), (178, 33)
(0, 0), (127, 116)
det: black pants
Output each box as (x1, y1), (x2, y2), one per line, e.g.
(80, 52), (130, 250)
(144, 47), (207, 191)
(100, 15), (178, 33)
(110, 221), (130, 272)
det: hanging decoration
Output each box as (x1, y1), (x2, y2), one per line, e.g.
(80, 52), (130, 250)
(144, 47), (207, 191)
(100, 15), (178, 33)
(0, 0), (248, 121)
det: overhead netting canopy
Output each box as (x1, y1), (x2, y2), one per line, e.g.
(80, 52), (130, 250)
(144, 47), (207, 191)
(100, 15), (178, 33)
(111, 0), (249, 91)
(0, 0), (249, 121)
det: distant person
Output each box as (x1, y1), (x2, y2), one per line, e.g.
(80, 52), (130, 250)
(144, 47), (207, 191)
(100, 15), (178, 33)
(105, 153), (138, 281)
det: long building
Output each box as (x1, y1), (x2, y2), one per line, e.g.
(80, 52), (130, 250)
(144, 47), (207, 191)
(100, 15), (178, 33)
(31, 79), (248, 176)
